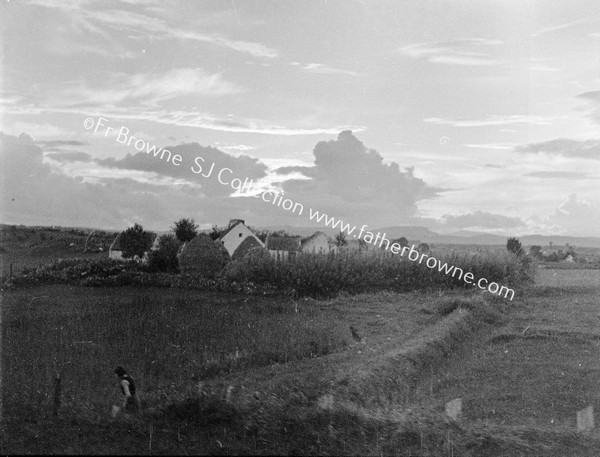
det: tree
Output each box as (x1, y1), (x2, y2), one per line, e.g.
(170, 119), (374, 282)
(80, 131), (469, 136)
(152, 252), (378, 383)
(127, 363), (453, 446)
(209, 225), (227, 241)
(147, 234), (181, 273)
(393, 237), (409, 248)
(172, 218), (198, 243)
(120, 223), (154, 260)
(529, 245), (543, 259)
(418, 242), (430, 253)
(506, 237), (524, 257)
(334, 231), (348, 247)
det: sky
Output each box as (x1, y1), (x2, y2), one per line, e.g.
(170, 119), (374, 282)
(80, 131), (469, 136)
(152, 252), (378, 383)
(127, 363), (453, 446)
(1, 0), (599, 236)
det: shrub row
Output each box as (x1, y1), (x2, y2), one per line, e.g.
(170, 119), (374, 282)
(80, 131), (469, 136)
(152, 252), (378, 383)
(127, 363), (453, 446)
(4, 249), (534, 299)
(222, 249), (534, 298)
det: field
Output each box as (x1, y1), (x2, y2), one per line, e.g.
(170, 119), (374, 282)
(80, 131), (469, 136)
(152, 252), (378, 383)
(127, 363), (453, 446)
(0, 225), (116, 278)
(1, 225), (600, 455)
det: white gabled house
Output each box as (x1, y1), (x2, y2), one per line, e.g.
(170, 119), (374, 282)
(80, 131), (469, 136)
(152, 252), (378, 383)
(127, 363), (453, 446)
(217, 219), (264, 257)
(301, 231), (336, 254)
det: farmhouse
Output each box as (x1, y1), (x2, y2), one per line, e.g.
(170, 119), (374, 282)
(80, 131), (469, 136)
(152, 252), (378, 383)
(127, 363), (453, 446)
(109, 232), (157, 260)
(217, 219), (264, 257)
(301, 231), (336, 254)
(342, 239), (369, 253)
(266, 235), (302, 260)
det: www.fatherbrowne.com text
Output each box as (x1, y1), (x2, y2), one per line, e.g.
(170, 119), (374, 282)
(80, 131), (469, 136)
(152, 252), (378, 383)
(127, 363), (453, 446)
(84, 116), (516, 301)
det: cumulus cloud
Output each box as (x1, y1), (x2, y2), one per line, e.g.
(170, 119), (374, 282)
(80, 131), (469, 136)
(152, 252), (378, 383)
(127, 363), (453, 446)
(97, 142), (268, 197)
(443, 211), (525, 230)
(278, 131), (439, 225)
(545, 194), (600, 236)
(516, 138), (600, 160)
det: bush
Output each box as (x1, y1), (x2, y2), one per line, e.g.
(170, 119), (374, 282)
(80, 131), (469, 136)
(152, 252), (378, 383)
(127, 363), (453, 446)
(178, 234), (230, 279)
(119, 223), (154, 259)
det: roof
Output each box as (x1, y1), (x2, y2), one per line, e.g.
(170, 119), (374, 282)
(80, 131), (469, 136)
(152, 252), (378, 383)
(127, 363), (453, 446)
(301, 231), (329, 246)
(217, 220), (249, 241)
(266, 235), (302, 251)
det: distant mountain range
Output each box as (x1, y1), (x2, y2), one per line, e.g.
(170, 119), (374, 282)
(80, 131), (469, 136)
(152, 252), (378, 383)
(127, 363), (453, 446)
(3, 223), (599, 248)
(259, 225), (600, 248)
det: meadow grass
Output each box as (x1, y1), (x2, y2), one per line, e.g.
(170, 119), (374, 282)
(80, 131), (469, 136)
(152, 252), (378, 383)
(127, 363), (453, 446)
(2, 286), (349, 423)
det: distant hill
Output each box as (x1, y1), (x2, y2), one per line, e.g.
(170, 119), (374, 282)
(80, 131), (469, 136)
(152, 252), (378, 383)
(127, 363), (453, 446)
(258, 225), (600, 248)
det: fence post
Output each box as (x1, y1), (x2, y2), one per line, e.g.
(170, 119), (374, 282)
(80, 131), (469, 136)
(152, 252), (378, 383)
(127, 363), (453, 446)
(53, 374), (62, 416)
(577, 405), (594, 433)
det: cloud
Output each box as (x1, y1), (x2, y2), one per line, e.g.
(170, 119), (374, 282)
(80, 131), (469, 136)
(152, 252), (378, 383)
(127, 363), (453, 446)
(516, 138), (600, 160)
(58, 68), (240, 108)
(36, 140), (89, 148)
(289, 62), (357, 76)
(526, 171), (589, 179)
(97, 142), (269, 197)
(27, 0), (278, 59)
(0, 131), (296, 229)
(545, 194), (600, 236)
(443, 211), (524, 230)
(278, 131), (439, 225)
(46, 151), (92, 162)
(399, 38), (502, 66)
(425, 115), (555, 127)
(577, 90), (600, 124)
(531, 18), (589, 37)
(465, 143), (515, 150)
(0, 132), (160, 228)
(7, 102), (364, 137)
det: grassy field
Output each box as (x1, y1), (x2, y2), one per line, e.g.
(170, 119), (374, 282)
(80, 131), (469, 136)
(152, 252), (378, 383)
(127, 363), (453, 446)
(0, 225), (116, 279)
(2, 284), (459, 454)
(2, 223), (600, 455)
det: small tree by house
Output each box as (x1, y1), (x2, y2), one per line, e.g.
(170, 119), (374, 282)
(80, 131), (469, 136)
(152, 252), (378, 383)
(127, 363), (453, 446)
(119, 223), (154, 259)
(179, 233), (230, 278)
(506, 237), (524, 257)
(172, 218), (198, 243)
(209, 225), (227, 241)
(147, 234), (181, 273)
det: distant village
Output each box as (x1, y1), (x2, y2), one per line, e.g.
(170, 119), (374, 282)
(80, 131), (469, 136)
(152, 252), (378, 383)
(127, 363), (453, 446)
(108, 218), (403, 263)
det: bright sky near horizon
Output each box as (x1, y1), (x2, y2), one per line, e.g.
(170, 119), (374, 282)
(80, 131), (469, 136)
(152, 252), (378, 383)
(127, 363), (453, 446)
(1, 0), (599, 236)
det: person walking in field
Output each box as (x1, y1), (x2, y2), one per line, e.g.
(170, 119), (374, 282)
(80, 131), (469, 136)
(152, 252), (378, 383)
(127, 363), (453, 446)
(114, 366), (140, 414)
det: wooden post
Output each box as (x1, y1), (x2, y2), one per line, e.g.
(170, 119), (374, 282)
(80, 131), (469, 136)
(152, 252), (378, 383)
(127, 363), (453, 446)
(445, 398), (462, 421)
(0, 290), (3, 424)
(9, 263), (13, 278)
(53, 374), (62, 416)
(577, 405), (594, 433)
